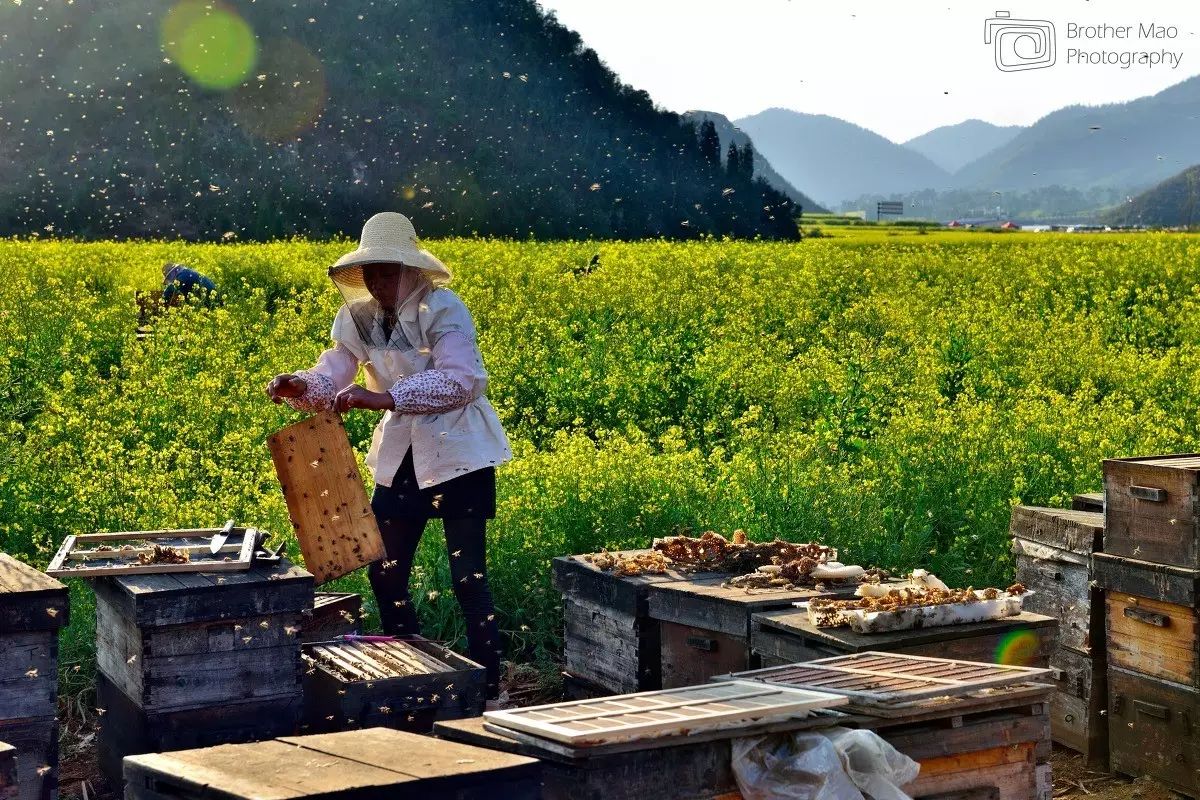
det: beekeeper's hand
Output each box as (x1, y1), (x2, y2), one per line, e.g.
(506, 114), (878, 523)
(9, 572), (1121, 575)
(334, 384), (395, 413)
(266, 374), (308, 403)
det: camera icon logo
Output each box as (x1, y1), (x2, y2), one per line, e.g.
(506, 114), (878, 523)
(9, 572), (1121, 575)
(985, 11), (1056, 71)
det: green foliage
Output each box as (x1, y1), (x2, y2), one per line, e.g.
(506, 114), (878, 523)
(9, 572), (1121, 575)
(3, 235), (1200, 695)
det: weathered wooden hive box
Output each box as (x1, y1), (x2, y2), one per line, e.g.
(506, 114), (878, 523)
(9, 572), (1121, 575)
(297, 592), (362, 644)
(1072, 492), (1104, 513)
(721, 655), (1055, 800)
(1098, 453), (1200, 794)
(0, 554), (69, 800)
(863, 685), (1054, 800)
(646, 577), (867, 688)
(552, 551), (699, 696)
(301, 637), (485, 733)
(122, 728), (542, 800)
(751, 607), (1058, 669)
(1094, 551), (1200, 795)
(1009, 504), (1107, 761)
(92, 559), (313, 786)
(434, 705), (849, 800)
(1103, 454), (1200, 565)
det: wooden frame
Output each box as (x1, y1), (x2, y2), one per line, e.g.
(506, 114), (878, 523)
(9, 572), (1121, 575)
(723, 651), (1050, 708)
(46, 528), (258, 578)
(268, 414), (385, 585)
(483, 680), (847, 746)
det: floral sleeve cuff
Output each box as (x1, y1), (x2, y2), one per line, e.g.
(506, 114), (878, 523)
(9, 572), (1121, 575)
(388, 370), (472, 414)
(284, 370), (337, 413)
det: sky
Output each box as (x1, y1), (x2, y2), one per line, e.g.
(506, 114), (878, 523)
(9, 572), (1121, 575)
(535, 0), (1200, 142)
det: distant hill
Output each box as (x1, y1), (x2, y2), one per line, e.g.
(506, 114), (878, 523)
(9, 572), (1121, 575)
(734, 109), (952, 207)
(953, 76), (1200, 194)
(903, 120), (1023, 174)
(0, 0), (798, 240)
(682, 111), (827, 213)
(1104, 164), (1200, 227)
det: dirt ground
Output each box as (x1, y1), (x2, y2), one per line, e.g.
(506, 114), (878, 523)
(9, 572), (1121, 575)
(1051, 749), (1182, 800)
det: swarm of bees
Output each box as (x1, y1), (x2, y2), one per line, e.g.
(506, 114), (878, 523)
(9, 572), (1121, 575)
(581, 550), (670, 576)
(137, 545), (190, 565)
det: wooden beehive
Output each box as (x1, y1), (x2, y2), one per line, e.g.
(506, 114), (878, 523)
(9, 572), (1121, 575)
(297, 592), (362, 643)
(0, 554), (69, 800)
(1072, 492), (1104, 513)
(646, 576), (870, 689)
(436, 706), (849, 800)
(1010, 505), (1108, 763)
(1103, 453), (1200, 567)
(438, 682), (1053, 800)
(857, 684), (1055, 800)
(1094, 552), (1200, 689)
(92, 559), (313, 788)
(552, 552), (696, 696)
(122, 728), (542, 800)
(1108, 666), (1200, 796)
(1048, 644), (1107, 763)
(95, 672), (303, 790)
(751, 607), (1058, 668)
(268, 413), (386, 585)
(302, 637), (485, 733)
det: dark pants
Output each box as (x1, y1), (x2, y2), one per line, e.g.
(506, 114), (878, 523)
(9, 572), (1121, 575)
(367, 515), (502, 698)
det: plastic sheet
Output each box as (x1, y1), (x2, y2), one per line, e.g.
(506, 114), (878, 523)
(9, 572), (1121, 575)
(732, 726), (919, 800)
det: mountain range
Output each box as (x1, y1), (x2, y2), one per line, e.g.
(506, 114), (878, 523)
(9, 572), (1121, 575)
(903, 120), (1023, 174)
(734, 76), (1200, 210)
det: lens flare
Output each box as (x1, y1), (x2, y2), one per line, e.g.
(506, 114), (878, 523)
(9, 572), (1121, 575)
(995, 629), (1040, 666)
(162, 1), (257, 90)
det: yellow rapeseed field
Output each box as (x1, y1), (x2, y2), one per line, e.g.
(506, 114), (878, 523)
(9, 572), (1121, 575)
(3, 234), (1199, 689)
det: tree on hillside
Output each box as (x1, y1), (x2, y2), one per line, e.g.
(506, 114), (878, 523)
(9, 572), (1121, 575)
(740, 142), (755, 180)
(698, 120), (722, 168)
(0, 0), (800, 241)
(725, 142), (741, 181)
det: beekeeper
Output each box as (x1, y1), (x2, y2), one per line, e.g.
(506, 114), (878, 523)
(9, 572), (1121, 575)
(266, 212), (512, 702)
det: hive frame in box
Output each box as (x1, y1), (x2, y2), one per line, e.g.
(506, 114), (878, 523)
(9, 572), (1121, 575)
(46, 528), (258, 578)
(721, 651), (1051, 710)
(483, 680), (848, 746)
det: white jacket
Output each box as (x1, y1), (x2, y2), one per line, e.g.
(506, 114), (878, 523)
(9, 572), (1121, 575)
(292, 286), (512, 488)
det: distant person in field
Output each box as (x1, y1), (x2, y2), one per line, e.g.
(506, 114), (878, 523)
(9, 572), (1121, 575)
(265, 212), (512, 705)
(161, 262), (217, 307)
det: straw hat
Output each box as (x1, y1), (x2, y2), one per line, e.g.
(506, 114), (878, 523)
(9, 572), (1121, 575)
(329, 212), (451, 286)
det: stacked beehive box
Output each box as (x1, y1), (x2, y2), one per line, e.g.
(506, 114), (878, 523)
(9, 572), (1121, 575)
(0, 555), (69, 800)
(1096, 454), (1200, 795)
(301, 636), (485, 732)
(551, 551), (696, 696)
(92, 560), (313, 788)
(1009, 505), (1106, 762)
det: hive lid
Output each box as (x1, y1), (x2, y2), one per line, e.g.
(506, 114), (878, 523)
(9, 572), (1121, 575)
(94, 558), (313, 627)
(0, 553), (69, 633)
